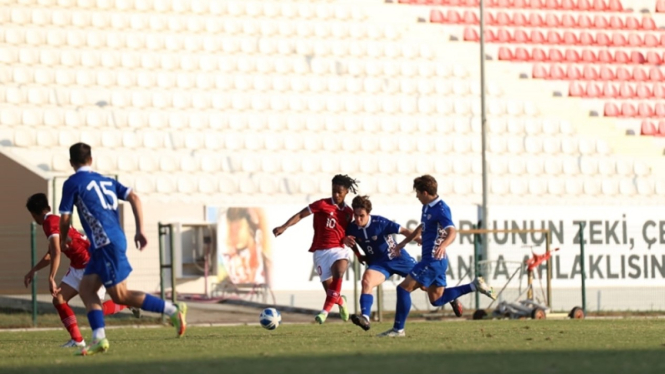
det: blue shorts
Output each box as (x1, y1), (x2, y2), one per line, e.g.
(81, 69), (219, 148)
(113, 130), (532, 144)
(409, 257), (448, 288)
(367, 253), (417, 279)
(84, 243), (132, 288)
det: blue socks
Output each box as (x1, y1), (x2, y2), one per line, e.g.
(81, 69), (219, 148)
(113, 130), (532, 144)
(360, 293), (373, 318)
(432, 284), (473, 307)
(393, 286), (412, 331)
(141, 294), (166, 314)
(87, 309), (105, 330)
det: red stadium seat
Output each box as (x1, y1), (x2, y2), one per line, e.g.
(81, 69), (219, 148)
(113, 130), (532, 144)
(545, 14), (561, 27)
(633, 67), (648, 81)
(592, 0), (607, 11)
(619, 82), (636, 98)
(447, 0), (461, 5)
(565, 49), (580, 62)
(583, 65), (599, 80)
(513, 12), (528, 26)
(602, 82), (618, 97)
(514, 29), (530, 43)
(566, 65), (582, 80)
(495, 12), (512, 26)
(642, 17), (657, 30)
(530, 30), (546, 44)
(462, 10), (479, 24)
(561, 0), (576, 10)
(430, 0), (447, 4)
(581, 49), (598, 62)
(532, 64), (549, 79)
(497, 29), (513, 42)
(659, 121), (665, 136)
(659, 34), (665, 47)
(630, 34), (646, 48)
(532, 47), (547, 61)
(625, 17), (640, 30)
(614, 50), (629, 64)
(636, 84), (652, 99)
(466, 0), (481, 5)
(463, 27), (480, 42)
(548, 48), (564, 62)
(498, 47), (514, 60)
(611, 33), (626, 46)
(446, 10), (462, 24)
(593, 15), (609, 29)
(549, 64), (566, 79)
(514, 47), (531, 61)
(530, 0), (546, 9)
(600, 65), (615, 80)
(569, 82), (585, 97)
(650, 67), (665, 81)
(495, 0), (510, 6)
(547, 30), (563, 44)
(637, 103), (654, 117)
(603, 102), (620, 116)
(563, 31), (578, 44)
(656, 103), (665, 117)
(616, 66), (631, 80)
(430, 10), (446, 23)
(598, 49), (613, 63)
(561, 14), (577, 28)
(641, 121), (657, 135)
(514, 0), (531, 7)
(578, 0), (592, 10)
(609, 16), (624, 29)
(545, 0), (560, 9)
(484, 29), (497, 42)
(585, 82), (601, 97)
(608, 0), (623, 11)
(579, 32), (595, 45)
(596, 32), (611, 46)
(578, 15), (593, 28)
(620, 102), (637, 117)
(657, 0), (665, 13)
(529, 13), (544, 27)
(644, 33), (659, 47)
(631, 51), (645, 64)
(654, 84), (665, 98)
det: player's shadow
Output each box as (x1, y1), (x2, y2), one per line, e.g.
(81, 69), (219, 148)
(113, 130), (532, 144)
(2, 349), (663, 374)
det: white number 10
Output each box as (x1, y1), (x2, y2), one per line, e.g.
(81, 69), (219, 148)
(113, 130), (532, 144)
(86, 180), (118, 210)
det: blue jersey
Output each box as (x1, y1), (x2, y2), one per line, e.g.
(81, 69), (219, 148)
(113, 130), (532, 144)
(346, 215), (401, 263)
(58, 166), (131, 251)
(420, 197), (454, 261)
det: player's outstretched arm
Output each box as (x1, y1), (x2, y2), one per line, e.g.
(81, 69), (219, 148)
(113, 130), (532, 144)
(24, 250), (52, 287)
(391, 224), (423, 257)
(126, 191), (147, 250)
(47, 236), (62, 297)
(272, 207), (311, 237)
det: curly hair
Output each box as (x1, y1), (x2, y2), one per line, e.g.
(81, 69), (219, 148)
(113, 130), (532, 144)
(332, 174), (359, 194)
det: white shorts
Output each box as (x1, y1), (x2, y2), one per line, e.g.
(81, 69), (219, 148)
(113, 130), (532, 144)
(61, 267), (107, 301)
(312, 247), (352, 282)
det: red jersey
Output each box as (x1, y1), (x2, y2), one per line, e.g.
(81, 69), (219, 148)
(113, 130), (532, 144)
(307, 198), (353, 252)
(42, 214), (91, 269)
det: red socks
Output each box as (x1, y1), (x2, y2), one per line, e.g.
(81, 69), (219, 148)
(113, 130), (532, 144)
(54, 303), (83, 343)
(102, 300), (128, 316)
(322, 277), (343, 312)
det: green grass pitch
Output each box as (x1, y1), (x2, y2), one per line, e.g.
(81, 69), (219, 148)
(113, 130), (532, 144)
(1, 320), (664, 374)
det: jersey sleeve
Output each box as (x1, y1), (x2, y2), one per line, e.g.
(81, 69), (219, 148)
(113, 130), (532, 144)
(438, 205), (455, 229)
(384, 219), (401, 236)
(114, 179), (131, 201)
(42, 216), (60, 240)
(307, 199), (325, 214)
(58, 179), (76, 215)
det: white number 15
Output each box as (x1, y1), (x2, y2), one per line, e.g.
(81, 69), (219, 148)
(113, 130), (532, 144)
(86, 180), (118, 210)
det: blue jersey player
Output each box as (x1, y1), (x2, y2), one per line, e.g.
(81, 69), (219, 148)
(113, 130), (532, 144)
(378, 175), (496, 337)
(343, 195), (418, 331)
(58, 143), (187, 356)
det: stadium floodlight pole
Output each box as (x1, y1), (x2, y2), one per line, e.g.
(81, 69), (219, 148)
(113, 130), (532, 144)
(479, 0), (489, 260)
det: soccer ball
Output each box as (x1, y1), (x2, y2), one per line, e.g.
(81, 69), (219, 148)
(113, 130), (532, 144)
(259, 308), (281, 330)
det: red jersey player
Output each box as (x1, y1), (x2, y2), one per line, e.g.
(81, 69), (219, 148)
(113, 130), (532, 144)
(23, 193), (138, 348)
(273, 175), (359, 324)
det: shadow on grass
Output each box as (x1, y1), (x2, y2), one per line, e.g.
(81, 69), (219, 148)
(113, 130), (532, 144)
(3, 349), (665, 374)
